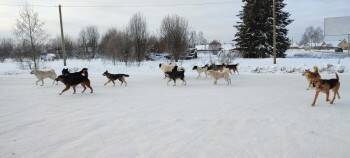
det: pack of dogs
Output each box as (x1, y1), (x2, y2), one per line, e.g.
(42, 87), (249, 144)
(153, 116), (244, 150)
(29, 63), (342, 107)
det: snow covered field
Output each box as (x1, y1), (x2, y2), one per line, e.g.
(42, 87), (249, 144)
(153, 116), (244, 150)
(1, 50), (350, 157)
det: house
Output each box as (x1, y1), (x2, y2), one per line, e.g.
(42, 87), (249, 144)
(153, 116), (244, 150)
(338, 39), (349, 50)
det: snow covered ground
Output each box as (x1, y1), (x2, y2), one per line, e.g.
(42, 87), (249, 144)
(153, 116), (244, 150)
(1, 49), (350, 157)
(1, 73), (350, 158)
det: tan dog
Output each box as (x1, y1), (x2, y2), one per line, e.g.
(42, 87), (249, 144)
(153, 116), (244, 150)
(207, 68), (231, 85)
(302, 66), (321, 90)
(311, 73), (341, 106)
(30, 69), (57, 86)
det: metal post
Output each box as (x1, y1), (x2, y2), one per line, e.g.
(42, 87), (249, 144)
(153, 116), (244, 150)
(272, 0), (277, 64)
(59, 5), (67, 66)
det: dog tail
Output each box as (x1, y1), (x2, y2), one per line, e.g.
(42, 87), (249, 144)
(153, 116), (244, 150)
(335, 73), (339, 80)
(123, 74), (130, 77)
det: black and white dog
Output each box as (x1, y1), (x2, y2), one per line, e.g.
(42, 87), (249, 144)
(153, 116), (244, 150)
(165, 66), (186, 86)
(192, 64), (209, 78)
(102, 70), (130, 86)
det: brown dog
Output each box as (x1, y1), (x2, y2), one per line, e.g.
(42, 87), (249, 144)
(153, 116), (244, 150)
(55, 75), (93, 95)
(302, 66), (321, 90)
(311, 73), (340, 106)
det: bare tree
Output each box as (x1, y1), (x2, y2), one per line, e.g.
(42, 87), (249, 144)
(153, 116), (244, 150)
(299, 26), (324, 48)
(160, 14), (189, 61)
(77, 26), (100, 58)
(46, 35), (75, 58)
(313, 27), (324, 46)
(209, 40), (222, 53)
(78, 29), (88, 58)
(128, 12), (148, 65)
(100, 28), (133, 65)
(86, 26), (100, 58)
(197, 31), (207, 45)
(188, 30), (197, 48)
(0, 38), (14, 61)
(14, 4), (46, 68)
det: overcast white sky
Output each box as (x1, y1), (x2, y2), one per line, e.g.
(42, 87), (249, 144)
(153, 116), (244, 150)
(0, 0), (349, 43)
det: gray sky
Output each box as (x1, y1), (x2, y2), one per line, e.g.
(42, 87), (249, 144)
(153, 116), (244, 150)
(0, 0), (349, 43)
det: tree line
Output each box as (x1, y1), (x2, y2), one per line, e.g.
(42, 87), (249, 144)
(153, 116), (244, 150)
(0, 5), (208, 67)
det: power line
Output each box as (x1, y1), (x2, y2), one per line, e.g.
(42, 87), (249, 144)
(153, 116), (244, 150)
(0, 1), (235, 8)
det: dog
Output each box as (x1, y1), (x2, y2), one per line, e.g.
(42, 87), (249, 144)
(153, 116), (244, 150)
(302, 66), (321, 90)
(225, 64), (239, 75)
(30, 69), (58, 86)
(311, 73), (341, 106)
(55, 74), (93, 95)
(102, 70), (130, 86)
(192, 64), (208, 78)
(159, 63), (185, 79)
(165, 66), (186, 86)
(207, 68), (231, 85)
(62, 68), (88, 77)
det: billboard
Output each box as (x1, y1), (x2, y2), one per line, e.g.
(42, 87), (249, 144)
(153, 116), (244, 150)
(324, 16), (350, 36)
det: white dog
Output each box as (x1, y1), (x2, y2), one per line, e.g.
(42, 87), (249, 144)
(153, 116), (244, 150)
(30, 69), (58, 86)
(207, 68), (231, 85)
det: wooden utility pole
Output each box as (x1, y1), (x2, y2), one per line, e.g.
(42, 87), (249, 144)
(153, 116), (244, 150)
(272, 0), (277, 64)
(59, 4), (67, 66)
(348, 34), (350, 54)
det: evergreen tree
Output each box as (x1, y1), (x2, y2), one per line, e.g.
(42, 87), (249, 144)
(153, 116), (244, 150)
(234, 0), (293, 58)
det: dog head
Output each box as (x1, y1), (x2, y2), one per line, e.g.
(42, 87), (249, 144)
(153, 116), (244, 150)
(159, 63), (162, 68)
(30, 70), (35, 74)
(102, 70), (108, 76)
(192, 66), (198, 70)
(55, 75), (65, 82)
(302, 69), (310, 76)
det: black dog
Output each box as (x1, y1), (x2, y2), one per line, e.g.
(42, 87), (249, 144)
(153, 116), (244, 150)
(102, 70), (130, 86)
(165, 66), (186, 86)
(55, 74), (93, 95)
(62, 68), (88, 77)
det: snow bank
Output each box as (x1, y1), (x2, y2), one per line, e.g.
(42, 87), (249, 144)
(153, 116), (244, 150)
(0, 50), (349, 76)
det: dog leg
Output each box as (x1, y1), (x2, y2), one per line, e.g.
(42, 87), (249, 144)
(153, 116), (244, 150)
(60, 85), (70, 95)
(104, 80), (111, 86)
(40, 79), (44, 86)
(35, 79), (40, 85)
(111, 80), (115, 86)
(307, 82), (312, 90)
(81, 83), (87, 93)
(182, 79), (186, 86)
(118, 79), (123, 86)
(326, 91), (330, 102)
(85, 80), (93, 93)
(173, 79), (176, 86)
(167, 79), (172, 86)
(337, 91), (341, 99)
(311, 90), (320, 106)
(72, 86), (77, 94)
(330, 90), (337, 104)
(122, 78), (127, 86)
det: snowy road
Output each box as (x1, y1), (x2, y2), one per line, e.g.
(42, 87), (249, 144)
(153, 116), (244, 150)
(0, 74), (350, 158)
